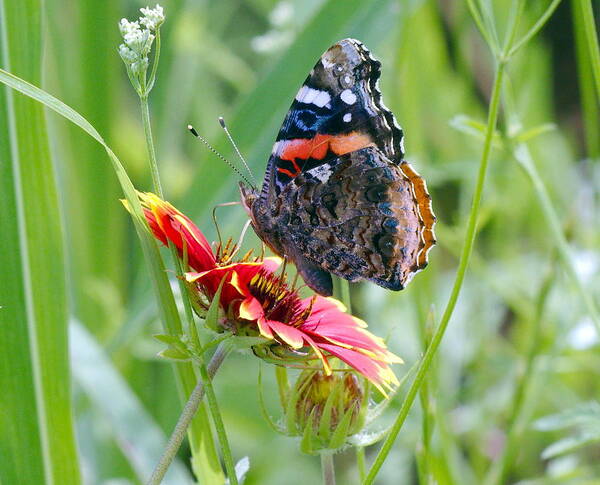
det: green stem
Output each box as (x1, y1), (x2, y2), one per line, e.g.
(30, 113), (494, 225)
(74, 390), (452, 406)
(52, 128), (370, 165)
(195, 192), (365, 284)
(147, 30), (161, 93)
(512, 142), (600, 335)
(579, 0), (600, 98)
(332, 277), (352, 312)
(507, 0), (563, 58)
(572, 0), (600, 158)
(356, 447), (366, 482)
(139, 95), (164, 197)
(362, 59), (507, 485)
(147, 343), (229, 485)
(199, 349), (238, 485)
(321, 451), (336, 485)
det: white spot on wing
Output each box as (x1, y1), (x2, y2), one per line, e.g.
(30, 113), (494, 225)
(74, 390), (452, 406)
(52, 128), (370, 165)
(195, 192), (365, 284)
(272, 140), (282, 155)
(313, 90), (331, 108)
(308, 164), (333, 183)
(343, 113), (352, 122)
(295, 85), (308, 102)
(296, 86), (331, 108)
(340, 89), (357, 105)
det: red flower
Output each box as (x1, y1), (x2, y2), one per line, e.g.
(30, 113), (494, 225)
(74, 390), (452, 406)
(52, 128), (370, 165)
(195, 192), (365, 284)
(131, 192), (400, 392)
(238, 280), (401, 393)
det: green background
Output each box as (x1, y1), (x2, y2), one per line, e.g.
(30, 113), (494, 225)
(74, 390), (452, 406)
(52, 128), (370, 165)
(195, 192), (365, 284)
(1, 0), (599, 484)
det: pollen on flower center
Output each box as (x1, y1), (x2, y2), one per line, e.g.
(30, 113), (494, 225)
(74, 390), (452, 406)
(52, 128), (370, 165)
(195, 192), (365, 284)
(247, 270), (309, 327)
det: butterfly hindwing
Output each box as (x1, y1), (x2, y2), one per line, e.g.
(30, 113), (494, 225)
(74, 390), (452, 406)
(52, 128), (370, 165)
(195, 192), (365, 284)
(277, 147), (435, 292)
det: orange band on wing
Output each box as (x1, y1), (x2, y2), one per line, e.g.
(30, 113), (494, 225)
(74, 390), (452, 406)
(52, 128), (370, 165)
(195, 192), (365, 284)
(279, 132), (374, 163)
(277, 167), (297, 177)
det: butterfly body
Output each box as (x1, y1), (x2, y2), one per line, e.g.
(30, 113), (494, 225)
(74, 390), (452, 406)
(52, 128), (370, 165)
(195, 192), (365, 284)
(241, 39), (435, 296)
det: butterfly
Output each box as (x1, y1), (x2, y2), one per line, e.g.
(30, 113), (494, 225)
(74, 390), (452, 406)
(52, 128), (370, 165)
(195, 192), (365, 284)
(240, 38), (436, 297)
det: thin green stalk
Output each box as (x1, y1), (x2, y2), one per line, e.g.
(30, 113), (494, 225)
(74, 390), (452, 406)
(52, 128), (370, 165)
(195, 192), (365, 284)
(362, 59), (507, 485)
(139, 96), (164, 197)
(147, 31), (161, 93)
(512, 142), (600, 335)
(507, 0), (563, 58)
(356, 447), (366, 482)
(321, 451), (336, 485)
(483, 264), (555, 485)
(579, 0), (600, 98)
(416, 309), (436, 485)
(572, 0), (600, 157)
(148, 343), (229, 485)
(333, 277), (352, 312)
(466, 0), (499, 57)
(198, 355), (238, 485)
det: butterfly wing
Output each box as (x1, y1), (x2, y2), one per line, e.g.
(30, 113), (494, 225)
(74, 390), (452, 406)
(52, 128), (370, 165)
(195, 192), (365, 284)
(259, 38), (405, 201)
(275, 146), (435, 295)
(242, 39), (435, 296)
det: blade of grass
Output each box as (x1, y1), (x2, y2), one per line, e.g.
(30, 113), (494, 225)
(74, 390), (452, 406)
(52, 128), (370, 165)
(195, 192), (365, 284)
(0, 0), (81, 482)
(0, 67), (223, 485)
(578, 0), (600, 99)
(511, 141), (600, 334)
(572, 0), (600, 158)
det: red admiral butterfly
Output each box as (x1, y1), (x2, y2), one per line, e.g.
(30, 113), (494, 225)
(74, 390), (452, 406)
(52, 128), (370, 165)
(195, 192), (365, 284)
(240, 38), (436, 296)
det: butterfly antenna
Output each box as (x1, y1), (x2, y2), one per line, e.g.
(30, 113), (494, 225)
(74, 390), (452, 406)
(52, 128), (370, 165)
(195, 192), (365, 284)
(218, 117), (258, 189)
(187, 124), (255, 188)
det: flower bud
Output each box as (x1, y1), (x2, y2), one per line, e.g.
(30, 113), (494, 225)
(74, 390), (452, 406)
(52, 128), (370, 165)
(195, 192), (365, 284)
(289, 369), (367, 454)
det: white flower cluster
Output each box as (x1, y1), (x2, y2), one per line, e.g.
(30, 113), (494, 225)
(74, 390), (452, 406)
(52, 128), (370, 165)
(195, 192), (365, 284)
(118, 5), (164, 76)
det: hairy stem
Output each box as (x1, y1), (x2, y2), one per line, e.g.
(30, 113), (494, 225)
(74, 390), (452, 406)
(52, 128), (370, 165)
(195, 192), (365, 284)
(147, 343), (229, 485)
(321, 451), (336, 485)
(139, 96), (163, 197)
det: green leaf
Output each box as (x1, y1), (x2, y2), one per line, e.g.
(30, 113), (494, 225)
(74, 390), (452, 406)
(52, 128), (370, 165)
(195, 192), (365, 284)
(540, 431), (600, 460)
(300, 411), (317, 455)
(158, 347), (192, 361)
(449, 114), (502, 148)
(153, 333), (185, 345)
(204, 274), (226, 332)
(534, 401), (600, 431)
(513, 123), (556, 143)
(348, 426), (392, 448)
(70, 321), (195, 485)
(328, 407), (355, 450)
(0, 2), (80, 482)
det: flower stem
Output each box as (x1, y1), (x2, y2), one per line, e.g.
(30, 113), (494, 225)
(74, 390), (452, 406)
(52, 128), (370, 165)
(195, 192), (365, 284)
(333, 277), (352, 313)
(321, 451), (336, 485)
(147, 343), (229, 485)
(199, 346), (238, 485)
(356, 446), (366, 481)
(362, 58), (507, 485)
(139, 95), (163, 197)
